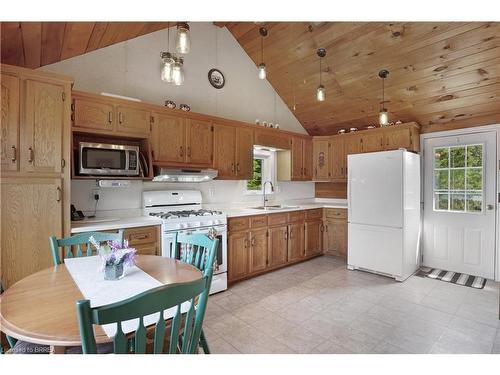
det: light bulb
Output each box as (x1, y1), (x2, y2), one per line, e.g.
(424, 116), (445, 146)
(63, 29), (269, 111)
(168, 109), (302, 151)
(258, 63), (266, 80)
(379, 109), (389, 126)
(316, 85), (326, 102)
(176, 23), (190, 54)
(160, 53), (174, 83)
(172, 58), (184, 86)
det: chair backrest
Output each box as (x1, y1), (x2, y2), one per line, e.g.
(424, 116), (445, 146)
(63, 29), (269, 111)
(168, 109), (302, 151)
(49, 230), (124, 265)
(76, 278), (207, 354)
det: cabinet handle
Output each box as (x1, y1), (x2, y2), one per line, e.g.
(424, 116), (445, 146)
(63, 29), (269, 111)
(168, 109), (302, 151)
(108, 111), (113, 124)
(11, 146), (16, 162)
(314, 167), (317, 177)
(251, 237), (255, 246)
(119, 112), (123, 124)
(244, 238), (250, 248)
(187, 147), (191, 158)
(289, 230), (293, 239)
(132, 234), (149, 240)
(231, 163), (235, 173)
(325, 225), (329, 232)
(28, 147), (34, 163)
(285, 231), (288, 240)
(236, 163), (240, 172)
(179, 146), (184, 157)
(320, 223), (324, 232)
(56, 186), (62, 202)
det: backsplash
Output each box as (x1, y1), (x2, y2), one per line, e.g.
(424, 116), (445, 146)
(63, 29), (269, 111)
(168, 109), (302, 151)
(71, 180), (315, 213)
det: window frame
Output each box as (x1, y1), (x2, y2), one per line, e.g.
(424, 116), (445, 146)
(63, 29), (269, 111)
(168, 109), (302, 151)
(245, 149), (276, 195)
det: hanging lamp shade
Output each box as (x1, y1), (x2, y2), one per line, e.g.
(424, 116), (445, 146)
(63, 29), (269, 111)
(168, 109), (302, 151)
(258, 27), (268, 80)
(316, 48), (326, 102)
(378, 69), (390, 126)
(176, 22), (191, 54)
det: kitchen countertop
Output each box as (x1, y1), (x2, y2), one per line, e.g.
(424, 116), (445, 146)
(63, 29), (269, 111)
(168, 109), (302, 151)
(70, 199), (348, 233)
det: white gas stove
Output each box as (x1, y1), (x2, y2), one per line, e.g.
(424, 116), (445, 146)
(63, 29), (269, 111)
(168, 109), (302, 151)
(142, 190), (227, 294)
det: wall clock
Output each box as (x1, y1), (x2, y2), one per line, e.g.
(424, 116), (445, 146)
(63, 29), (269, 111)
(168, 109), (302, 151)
(208, 68), (225, 89)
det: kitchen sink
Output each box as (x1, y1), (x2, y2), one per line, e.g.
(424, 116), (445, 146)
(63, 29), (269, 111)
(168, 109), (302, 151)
(250, 205), (299, 211)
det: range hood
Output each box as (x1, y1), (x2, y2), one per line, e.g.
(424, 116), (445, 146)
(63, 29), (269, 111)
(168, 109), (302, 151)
(153, 168), (218, 182)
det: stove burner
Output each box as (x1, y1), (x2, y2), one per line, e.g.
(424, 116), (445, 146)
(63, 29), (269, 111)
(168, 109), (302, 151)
(149, 209), (223, 219)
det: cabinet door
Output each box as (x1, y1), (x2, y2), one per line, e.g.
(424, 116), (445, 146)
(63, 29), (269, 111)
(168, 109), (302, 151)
(305, 220), (323, 256)
(330, 137), (344, 180)
(302, 139), (313, 180)
(235, 127), (254, 179)
(361, 132), (384, 153)
(73, 96), (114, 132)
(151, 113), (185, 164)
(324, 219), (347, 258)
(228, 231), (250, 282)
(287, 223), (305, 262)
(1, 73), (20, 171)
(22, 80), (64, 174)
(186, 119), (213, 167)
(213, 124), (236, 178)
(344, 136), (361, 177)
(268, 225), (288, 267)
(116, 105), (151, 135)
(384, 127), (413, 151)
(291, 137), (303, 180)
(249, 228), (268, 274)
(312, 139), (330, 181)
(1, 178), (63, 288)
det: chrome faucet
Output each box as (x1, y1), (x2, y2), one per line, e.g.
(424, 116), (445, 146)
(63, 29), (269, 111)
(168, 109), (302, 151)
(263, 181), (275, 208)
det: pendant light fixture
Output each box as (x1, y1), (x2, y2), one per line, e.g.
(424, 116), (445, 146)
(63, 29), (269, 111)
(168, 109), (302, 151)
(161, 23), (174, 83)
(171, 56), (185, 86)
(175, 22), (191, 54)
(258, 27), (268, 80)
(378, 69), (389, 126)
(316, 48), (326, 102)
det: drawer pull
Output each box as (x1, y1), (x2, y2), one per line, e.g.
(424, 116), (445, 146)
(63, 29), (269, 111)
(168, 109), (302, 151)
(11, 145), (16, 162)
(131, 234), (150, 240)
(108, 111), (113, 123)
(56, 186), (62, 202)
(28, 147), (34, 163)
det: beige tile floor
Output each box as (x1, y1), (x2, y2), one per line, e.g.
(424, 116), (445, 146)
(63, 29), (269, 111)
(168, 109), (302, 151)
(203, 256), (500, 354)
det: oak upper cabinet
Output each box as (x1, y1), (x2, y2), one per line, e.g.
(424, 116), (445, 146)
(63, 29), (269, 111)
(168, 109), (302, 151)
(1, 177), (63, 288)
(116, 105), (151, 135)
(312, 138), (330, 181)
(287, 223), (305, 262)
(185, 118), (213, 167)
(305, 220), (323, 257)
(72, 96), (114, 132)
(151, 113), (186, 164)
(330, 137), (344, 181)
(268, 225), (288, 267)
(228, 231), (250, 282)
(235, 127), (254, 179)
(1, 73), (20, 172)
(384, 124), (419, 152)
(343, 135), (361, 177)
(22, 79), (64, 174)
(291, 137), (313, 181)
(213, 123), (254, 179)
(361, 131), (384, 153)
(249, 228), (268, 274)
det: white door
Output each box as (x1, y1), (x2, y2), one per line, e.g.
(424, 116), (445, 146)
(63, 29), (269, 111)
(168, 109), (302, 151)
(423, 132), (497, 279)
(348, 150), (403, 228)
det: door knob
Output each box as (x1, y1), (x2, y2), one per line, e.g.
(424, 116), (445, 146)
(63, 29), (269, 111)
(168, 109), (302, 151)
(486, 204), (495, 210)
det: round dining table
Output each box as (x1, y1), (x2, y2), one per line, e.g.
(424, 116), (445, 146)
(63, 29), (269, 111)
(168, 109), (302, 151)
(0, 255), (202, 352)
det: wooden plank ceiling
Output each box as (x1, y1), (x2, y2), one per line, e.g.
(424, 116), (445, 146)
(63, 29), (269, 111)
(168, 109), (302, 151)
(1, 22), (169, 68)
(223, 22), (500, 135)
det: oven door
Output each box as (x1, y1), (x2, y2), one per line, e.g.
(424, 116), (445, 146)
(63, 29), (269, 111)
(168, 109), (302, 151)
(162, 225), (227, 275)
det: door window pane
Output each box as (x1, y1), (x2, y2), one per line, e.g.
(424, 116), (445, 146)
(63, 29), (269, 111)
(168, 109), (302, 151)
(433, 144), (483, 213)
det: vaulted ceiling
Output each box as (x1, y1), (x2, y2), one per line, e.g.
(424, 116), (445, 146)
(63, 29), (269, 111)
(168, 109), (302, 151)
(2, 22), (499, 135)
(1, 22), (169, 68)
(223, 22), (500, 135)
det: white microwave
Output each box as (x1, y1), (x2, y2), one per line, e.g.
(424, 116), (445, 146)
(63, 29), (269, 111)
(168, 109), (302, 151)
(79, 142), (140, 176)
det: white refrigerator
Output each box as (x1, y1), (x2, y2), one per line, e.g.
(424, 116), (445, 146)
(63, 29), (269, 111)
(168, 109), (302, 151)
(347, 149), (421, 281)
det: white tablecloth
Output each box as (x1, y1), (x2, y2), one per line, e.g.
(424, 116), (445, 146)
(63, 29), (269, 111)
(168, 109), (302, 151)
(65, 256), (191, 338)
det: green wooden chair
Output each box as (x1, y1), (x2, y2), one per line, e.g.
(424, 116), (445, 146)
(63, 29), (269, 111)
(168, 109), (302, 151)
(76, 278), (209, 354)
(49, 230), (124, 265)
(172, 232), (219, 354)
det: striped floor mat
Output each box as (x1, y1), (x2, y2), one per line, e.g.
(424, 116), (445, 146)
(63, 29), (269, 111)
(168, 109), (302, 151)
(416, 267), (487, 289)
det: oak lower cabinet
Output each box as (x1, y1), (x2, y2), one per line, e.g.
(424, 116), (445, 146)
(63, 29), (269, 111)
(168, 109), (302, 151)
(228, 231), (251, 282)
(123, 226), (160, 256)
(287, 223), (305, 262)
(305, 220), (323, 257)
(249, 228), (268, 273)
(1, 177), (64, 289)
(268, 225), (288, 267)
(323, 209), (348, 258)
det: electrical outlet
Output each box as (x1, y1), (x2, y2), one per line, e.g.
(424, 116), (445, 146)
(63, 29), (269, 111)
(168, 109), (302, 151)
(91, 188), (100, 200)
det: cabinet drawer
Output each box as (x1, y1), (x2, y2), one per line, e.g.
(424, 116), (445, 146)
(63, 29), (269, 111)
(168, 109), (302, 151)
(124, 226), (158, 246)
(228, 217), (250, 232)
(288, 210), (305, 223)
(134, 244), (158, 256)
(305, 209), (323, 220)
(268, 213), (288, 226)
(325, 208), (347, 219)
(250, 215), (268, 228)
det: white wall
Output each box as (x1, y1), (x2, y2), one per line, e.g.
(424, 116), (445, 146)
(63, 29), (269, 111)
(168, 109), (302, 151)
(40, 22), (305, 134)
(72, 179), (315, 213)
